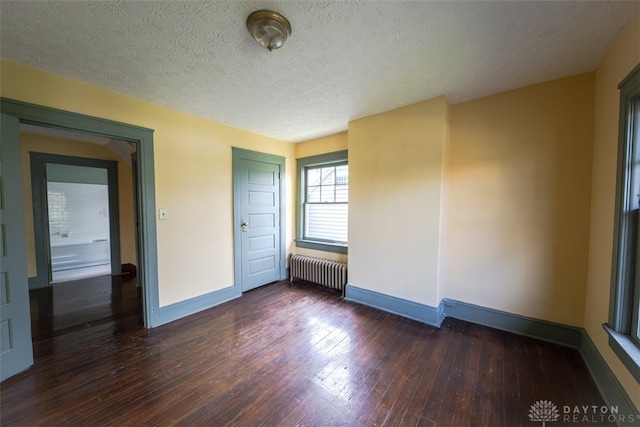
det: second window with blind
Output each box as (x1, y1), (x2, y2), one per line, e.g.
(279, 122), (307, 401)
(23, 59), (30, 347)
(296, 150), (348, 254)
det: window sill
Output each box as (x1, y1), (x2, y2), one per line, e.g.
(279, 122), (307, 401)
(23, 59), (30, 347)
(603, 324), (640, 383)
(295, 239), (348, 254)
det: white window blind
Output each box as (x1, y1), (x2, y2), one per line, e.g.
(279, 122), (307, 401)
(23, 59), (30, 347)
(304, 164), (348, 243)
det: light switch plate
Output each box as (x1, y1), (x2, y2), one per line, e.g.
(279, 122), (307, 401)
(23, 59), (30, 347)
(158, 208), (169, 220)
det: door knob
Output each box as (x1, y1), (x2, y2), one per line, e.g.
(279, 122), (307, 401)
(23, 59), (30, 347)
(241, 219), (249, 232)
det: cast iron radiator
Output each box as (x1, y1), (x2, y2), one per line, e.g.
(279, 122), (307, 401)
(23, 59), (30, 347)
(289, 254), (347, 294)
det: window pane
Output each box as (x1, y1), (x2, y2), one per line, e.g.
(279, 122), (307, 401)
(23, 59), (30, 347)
(307, 185), (321, 202)
(336, 165), (348, 185)
(307, 168), (321, 186)
(305, 203), (348, 243)
(321, 167), (335, 185)
(300, 158), (348, 247)
(335, 184), (348, 202)
(321, 185), (335, 202)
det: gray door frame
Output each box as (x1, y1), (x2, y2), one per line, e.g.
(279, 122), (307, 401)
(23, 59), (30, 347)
(232, 147), (287, 290)
(0, 98), (161, 328)
(29, 153), (121, 288)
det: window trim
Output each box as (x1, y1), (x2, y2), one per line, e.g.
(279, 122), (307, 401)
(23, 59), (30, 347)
(296, 150), (348, 254)
(606, 62), (640, 383)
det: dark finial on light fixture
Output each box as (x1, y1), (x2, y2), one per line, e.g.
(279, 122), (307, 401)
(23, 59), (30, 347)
(246, 10), (292, 52)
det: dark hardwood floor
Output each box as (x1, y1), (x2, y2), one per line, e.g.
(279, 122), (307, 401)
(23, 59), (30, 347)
(2, 276), (612, 426)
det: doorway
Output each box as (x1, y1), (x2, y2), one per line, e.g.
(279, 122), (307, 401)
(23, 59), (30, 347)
(0, 98), (160, 321)
(48, 164), (112, 283)
(1, 99), (161, 381)
(48, 168), (111, 282)
(30, 152), (122, 286)
(24, 134), (140, 361)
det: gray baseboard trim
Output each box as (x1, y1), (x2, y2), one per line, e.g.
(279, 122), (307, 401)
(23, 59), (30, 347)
(344, 284), (444, 327)
(157, 284), (241, 326)
(580, 331), (639, 421)
(442, 299), (583, 348)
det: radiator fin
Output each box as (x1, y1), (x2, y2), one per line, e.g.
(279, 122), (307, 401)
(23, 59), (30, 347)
(289, 254), (347, 294)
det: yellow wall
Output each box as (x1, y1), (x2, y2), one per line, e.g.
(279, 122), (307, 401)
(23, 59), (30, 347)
(445, 73), (595, 327)
(299, 74), (596, 329)
(294, 132), (348, 263)
(20, 133), (136, 277)
(1, 60), (296, 307)
(348, 97), (449, 306)
(295, 132), (348, 159)
(585, 10), (640, 409)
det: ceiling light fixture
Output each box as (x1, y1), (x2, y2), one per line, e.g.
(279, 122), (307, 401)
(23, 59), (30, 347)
(246, 10), (292, 52)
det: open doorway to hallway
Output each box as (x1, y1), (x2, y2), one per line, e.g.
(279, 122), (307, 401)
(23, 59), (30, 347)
(1, 100), (158, 380)
(21, 124), (143, 346)
(22, 124), (138, 288)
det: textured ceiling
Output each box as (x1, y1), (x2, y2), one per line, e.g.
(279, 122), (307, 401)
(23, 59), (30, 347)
(1, 1), (638, 142)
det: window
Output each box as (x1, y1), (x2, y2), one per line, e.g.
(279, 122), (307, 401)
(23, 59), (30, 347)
(607, 63), (640, 382)
(296, 151), (348, 254)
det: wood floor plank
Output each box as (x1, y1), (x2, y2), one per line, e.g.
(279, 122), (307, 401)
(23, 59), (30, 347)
(358, 320), (417, 425)
(282, 310), (402, 426)
(419, 318), (464, 424)
(448, 322), (482, 427)
(501, 331), (522, 427)
(1, 276), (613, 426)
(396, 326), (448, 426)
(373, 325), (434, 427)
(327, 313), (406, 426)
